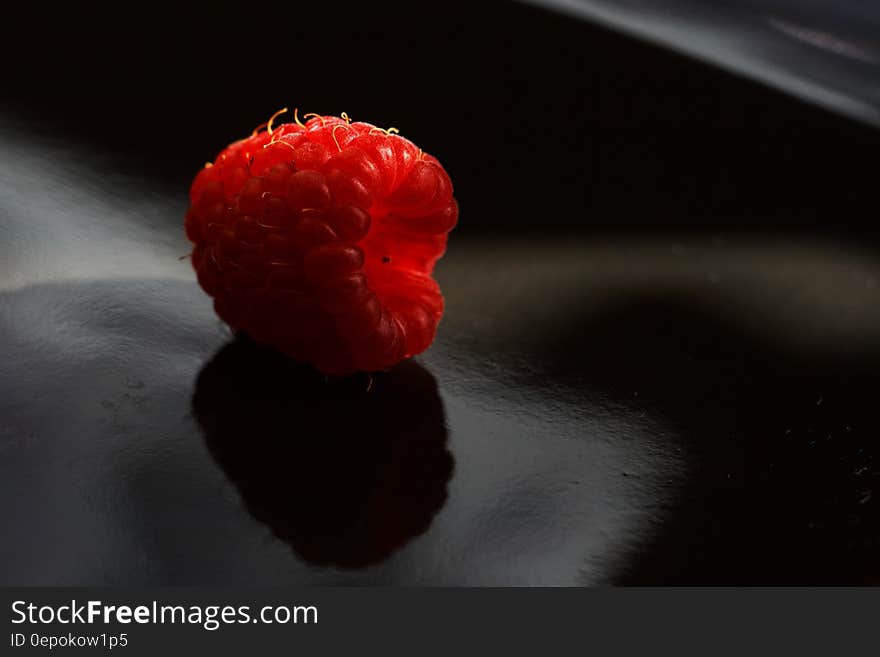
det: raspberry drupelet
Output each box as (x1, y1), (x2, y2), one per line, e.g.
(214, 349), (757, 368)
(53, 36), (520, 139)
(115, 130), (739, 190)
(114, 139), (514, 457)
(185, 110), (458, 375)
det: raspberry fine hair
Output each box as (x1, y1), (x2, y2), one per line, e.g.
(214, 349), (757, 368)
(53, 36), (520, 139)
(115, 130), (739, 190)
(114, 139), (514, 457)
(185, 109), (458, 376)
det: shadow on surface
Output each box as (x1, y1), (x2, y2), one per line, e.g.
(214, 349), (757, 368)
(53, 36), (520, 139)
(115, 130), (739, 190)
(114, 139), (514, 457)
(192, 336), (453, 569)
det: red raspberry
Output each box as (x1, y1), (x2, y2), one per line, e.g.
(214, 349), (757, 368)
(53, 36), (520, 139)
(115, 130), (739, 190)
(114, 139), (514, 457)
(185, 110), (458, 375)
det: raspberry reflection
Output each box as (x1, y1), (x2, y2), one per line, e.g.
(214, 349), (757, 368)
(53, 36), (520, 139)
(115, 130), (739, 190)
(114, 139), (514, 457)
(192, 335), (453, 569)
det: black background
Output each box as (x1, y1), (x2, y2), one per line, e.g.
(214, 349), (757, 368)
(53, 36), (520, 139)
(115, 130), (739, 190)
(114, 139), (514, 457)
(4, 0), (879, 242)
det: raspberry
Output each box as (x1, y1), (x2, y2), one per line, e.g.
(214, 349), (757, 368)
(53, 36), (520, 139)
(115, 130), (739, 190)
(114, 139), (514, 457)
(185, 110), (457, 375)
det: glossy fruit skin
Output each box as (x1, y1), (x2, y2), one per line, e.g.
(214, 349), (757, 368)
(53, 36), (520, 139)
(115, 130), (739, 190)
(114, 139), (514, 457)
(185, 114), (457, 375)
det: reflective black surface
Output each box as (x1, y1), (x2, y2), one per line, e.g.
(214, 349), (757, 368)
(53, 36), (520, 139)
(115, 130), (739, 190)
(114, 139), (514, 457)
(2, 236), (879, 584)
(524, 0), (880, 126)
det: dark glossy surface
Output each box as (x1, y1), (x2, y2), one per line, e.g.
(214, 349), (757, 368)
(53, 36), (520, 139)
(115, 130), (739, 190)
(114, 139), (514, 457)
(2, 120), (879, 585)
(524, 0), (880, 126)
